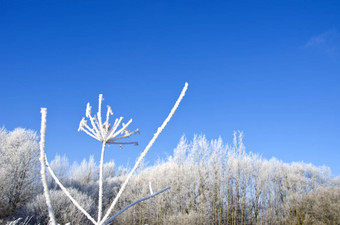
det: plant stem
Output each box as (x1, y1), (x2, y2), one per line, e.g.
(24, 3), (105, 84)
(45, 156), (97, 224)
(98, 141), (106, 223)
(39, 108), (57, 225)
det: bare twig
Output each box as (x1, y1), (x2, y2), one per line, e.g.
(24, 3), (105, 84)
(102, 187), (171, 225)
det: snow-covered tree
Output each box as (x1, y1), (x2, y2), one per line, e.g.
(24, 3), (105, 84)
(0, 128), (40, 218)
(70, 156), (98, 187)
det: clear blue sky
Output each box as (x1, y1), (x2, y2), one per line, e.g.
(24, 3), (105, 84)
(1, 1), (339, 175)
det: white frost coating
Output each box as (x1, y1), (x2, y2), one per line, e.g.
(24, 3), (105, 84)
(45, 155), (97, 225)
(105, 106), (113, 130)
(101, 82), (188, 224)
(39, 108), (56, 225)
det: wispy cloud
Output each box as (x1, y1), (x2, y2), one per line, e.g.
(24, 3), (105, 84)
(304, 29), (340, 56)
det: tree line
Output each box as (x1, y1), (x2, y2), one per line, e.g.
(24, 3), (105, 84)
(1, 128), (339, 224)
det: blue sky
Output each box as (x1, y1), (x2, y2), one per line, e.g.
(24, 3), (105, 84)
(1, 1), (339, 175)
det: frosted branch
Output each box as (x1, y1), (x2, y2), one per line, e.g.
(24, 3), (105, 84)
(97, 94), (104, 138)
(88, 112), (101, 137)
(39, 108), (56, 225)
(109, 119), (132, 140)
(102, 187), (170, 225)
(111, 141), (139, 146)
(107, 117), (123, 138)
(107, 129), (139, 144)
(101, 82), (188, 223)
(105, 106), (113, 131)
(45, 155), (97, 225)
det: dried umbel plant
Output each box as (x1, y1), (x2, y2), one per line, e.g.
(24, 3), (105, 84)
(78, 94), (140, 223)
(77, 94), (140, 146)
(39, 82), (188, 225)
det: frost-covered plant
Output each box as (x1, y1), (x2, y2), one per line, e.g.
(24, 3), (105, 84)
(78, 94), (140, 146)
(78, 94), (140, 223)
(39, 83), (188, 225)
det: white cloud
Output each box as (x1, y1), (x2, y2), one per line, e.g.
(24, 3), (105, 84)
(304, 29), (340, 56)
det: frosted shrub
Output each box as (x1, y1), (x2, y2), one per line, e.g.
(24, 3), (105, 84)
(289, 186), (340, 224)
(23, 188), (95, 225)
